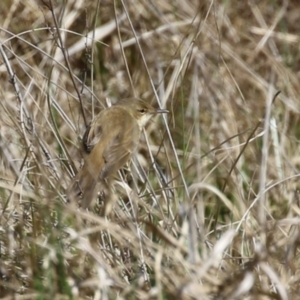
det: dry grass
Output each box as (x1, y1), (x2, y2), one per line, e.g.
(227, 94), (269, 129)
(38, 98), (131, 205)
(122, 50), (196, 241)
(1, 0), (300, 299)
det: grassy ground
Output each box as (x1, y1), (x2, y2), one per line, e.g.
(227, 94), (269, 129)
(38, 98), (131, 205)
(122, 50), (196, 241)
(1, 0), (300, 299)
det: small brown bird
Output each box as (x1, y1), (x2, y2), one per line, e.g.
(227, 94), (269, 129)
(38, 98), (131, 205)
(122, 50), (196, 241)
(67, 98), (168, 211)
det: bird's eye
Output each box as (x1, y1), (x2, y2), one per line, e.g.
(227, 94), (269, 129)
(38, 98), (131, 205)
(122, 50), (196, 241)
(138, 108), (146, 114)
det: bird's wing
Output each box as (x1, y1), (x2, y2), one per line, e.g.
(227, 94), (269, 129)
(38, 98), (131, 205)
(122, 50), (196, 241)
(82, 107), (140, 179)
(100, 112), (140, 179)
(82, 117), (103, 154)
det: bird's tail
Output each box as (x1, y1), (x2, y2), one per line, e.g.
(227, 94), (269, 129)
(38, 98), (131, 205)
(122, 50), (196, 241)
(67, 167), (112, 211)
(67, 168), (98, 209)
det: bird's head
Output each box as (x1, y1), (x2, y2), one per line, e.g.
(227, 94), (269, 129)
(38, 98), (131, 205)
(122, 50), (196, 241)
(117, 98), (168, 128)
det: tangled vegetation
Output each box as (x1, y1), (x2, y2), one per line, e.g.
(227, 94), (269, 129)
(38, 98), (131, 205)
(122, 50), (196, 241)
(1, 1), (300, 299)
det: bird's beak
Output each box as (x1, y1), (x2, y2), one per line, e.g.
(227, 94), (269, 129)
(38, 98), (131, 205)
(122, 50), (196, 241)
(155, 108), (169, 114)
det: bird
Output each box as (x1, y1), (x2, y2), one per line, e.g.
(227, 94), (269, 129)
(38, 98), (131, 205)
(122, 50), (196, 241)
(67, 97), (168, 212)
